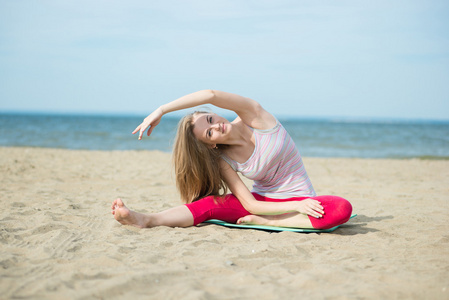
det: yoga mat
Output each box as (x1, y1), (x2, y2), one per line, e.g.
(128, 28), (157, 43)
(203, 214), (357, 233)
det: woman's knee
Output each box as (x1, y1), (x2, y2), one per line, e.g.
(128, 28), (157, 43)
(332, 196), (353, 221)
(311, 195), (353, 229)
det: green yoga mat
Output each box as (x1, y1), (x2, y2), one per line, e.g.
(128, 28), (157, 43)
(203, 214), (357, 233)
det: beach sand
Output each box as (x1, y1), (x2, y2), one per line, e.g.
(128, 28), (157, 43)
(1, 147), (448, 299)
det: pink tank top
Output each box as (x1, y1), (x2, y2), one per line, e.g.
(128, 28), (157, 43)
(221, 121), (316, 198)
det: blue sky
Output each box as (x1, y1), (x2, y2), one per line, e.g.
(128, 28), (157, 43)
(1, 0), (448, 120)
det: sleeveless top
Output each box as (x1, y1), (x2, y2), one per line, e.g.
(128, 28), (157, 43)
(221, 121), (316, 199)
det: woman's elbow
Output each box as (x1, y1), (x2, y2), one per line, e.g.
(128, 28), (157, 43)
(202, 89), (216, 101)
(243, 203), (259, 215)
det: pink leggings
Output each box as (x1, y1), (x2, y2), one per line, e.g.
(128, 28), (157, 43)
(185, 193), (353, 230)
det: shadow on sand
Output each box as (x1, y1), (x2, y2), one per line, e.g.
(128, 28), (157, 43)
(335, 214), (394, 236)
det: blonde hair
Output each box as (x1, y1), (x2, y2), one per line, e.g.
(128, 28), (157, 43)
(172, 112), (228, 203)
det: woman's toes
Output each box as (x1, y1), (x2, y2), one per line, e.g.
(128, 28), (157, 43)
(237, 216), (252, 224)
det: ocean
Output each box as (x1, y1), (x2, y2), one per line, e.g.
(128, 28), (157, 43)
(1, 113), (448, 159)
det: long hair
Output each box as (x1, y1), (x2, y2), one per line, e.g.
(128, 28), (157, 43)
(172, 111), (228, 203)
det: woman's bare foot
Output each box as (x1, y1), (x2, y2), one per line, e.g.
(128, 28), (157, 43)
(237, 213), (314, 229)
(237, 215), (270, 225)
(111, 198), (151, 228)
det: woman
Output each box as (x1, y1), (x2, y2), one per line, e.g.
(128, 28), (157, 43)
(111, 90), (352, 230)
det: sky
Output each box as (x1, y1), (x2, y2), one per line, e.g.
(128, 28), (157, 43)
(1, 0), (448, 120)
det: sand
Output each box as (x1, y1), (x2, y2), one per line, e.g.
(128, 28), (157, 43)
(1, 147), (448, 299)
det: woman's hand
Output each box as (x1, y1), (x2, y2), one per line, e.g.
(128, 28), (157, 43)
(296, 199), (324, 218)
(132, 107), (163, 140)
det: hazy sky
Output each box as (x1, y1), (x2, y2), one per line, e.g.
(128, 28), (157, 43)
(1, 0), (448, 120)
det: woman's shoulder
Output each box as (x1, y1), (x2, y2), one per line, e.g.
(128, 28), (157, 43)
(235, 112), (278, 131)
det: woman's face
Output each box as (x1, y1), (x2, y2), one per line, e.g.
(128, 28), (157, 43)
(192, 113), (230, 147)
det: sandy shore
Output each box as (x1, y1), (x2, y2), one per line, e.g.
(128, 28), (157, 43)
(1, 147), (448, 299)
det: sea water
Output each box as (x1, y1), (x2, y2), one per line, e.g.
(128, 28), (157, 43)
(1, 113), (448, 159)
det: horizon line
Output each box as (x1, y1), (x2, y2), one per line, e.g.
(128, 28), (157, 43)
(1, 109), (449, 124)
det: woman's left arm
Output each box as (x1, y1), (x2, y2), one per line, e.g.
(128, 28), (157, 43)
(134, 90), (276, 140)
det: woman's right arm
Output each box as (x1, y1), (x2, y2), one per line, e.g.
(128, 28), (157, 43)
(220, 160), (324, 218)
(133, 90), (276, 140)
